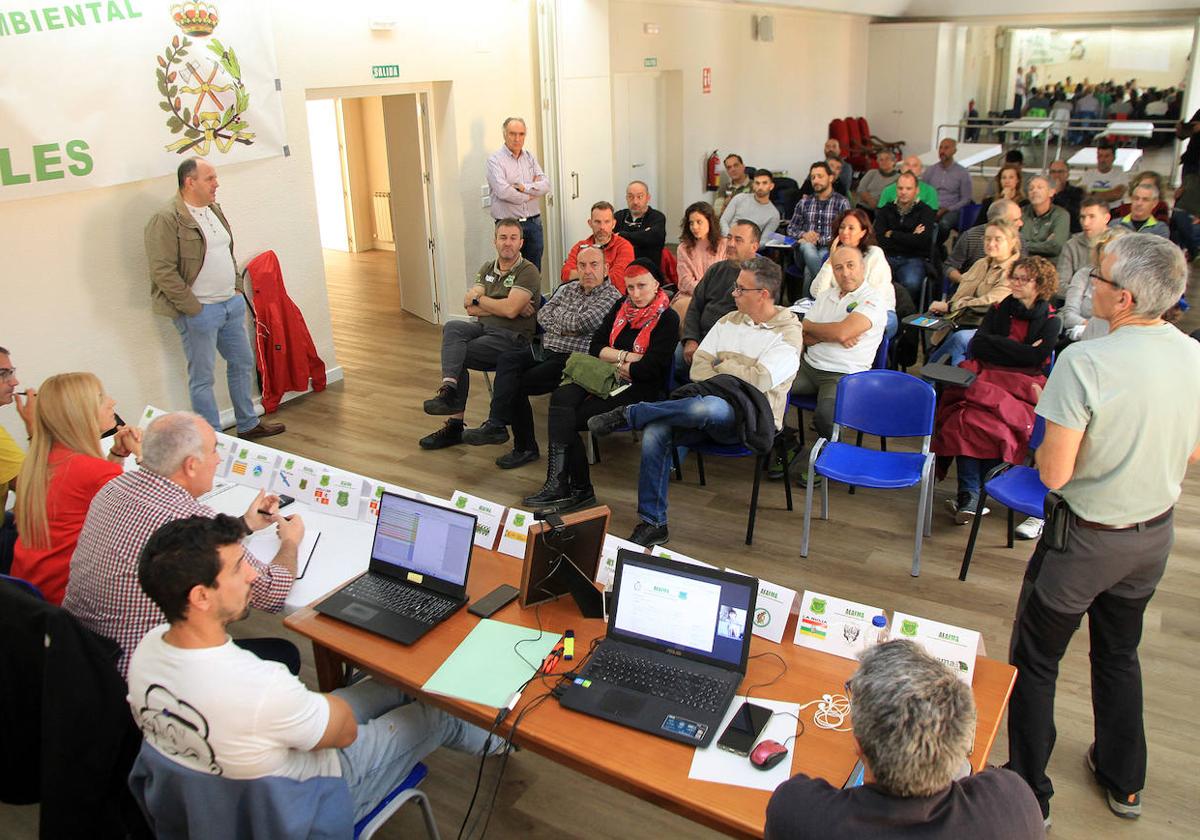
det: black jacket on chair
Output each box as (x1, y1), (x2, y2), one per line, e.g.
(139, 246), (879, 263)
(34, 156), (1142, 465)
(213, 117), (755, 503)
(670, 373), (777, 454)
(0, 580), (149, 839)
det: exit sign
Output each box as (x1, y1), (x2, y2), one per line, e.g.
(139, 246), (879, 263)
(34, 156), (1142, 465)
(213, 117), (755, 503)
(371, 65), (400, 79)
(644, 57), (657, 68)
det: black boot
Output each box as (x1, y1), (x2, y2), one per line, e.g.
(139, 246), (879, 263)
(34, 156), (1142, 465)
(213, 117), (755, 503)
(523, 444), (571, 508)
(552, 482), (597, 515)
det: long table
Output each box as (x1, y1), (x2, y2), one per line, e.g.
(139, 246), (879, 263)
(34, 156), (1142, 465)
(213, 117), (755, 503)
(284, 548), (1017, 839)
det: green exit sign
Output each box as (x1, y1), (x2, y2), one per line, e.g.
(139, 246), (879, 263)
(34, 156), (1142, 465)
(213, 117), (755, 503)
(644, 57), (657, 68)
(371, 65), (400, 79)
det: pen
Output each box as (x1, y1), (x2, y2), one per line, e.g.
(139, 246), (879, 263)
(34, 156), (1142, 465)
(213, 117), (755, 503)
(541, 646), (564, 674)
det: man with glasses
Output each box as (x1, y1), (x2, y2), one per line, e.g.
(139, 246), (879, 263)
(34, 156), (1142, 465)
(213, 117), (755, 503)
(788, 245), (888, 441)
(587, 258), (802, 547)
(1007, 234), (1200, 826)
(1048, 160), (1084, 233)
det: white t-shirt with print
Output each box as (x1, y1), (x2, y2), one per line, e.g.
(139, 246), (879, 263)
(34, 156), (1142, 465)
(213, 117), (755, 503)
(1078, 169), (1125, 209)
(127, 624), (339, 780)
(802, 281), (888, 374)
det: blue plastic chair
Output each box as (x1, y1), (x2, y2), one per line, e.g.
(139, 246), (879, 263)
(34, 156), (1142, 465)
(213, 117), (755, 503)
(788, 334), (890, 449)
(355, 762), (439, 839)
(958, 416), (1048, 582)
(801, 371), (937, 576)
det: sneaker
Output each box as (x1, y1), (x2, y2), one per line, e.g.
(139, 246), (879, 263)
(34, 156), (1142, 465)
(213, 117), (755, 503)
(1086, 744), (1142, 819)
(496, 447), (538, 469)
(1015, 516), (1044, 540)
(946, 492), (990, 525)
(767, 443), (801, 480)
(462, 420), (510, 446)
(1043, 814), (1052, 831)
(418, 419), (463, 450)
(423, 383), (460, 415)
(628, 521), (669, 547)
(586, 406), (629, 438)
(793, 470), (824, 488)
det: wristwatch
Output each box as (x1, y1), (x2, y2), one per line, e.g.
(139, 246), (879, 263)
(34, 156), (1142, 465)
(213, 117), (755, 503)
(471, 297), (481, 307)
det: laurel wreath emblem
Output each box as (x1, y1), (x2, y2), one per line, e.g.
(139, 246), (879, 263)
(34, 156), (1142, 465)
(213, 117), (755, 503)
(157, 34), (255, 155)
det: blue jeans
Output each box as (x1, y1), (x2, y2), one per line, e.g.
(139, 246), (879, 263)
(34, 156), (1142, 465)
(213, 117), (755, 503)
(794, 241), (829, 288)
(519, 217), (544, 271)
(334, 678), (501, 822)
(956, 456), (1000, 499)
(672, 342), (692, 385)
(885, 310), (898, 339)
(172, 296), (259, 433)
(928, 328), (976, 366)
(627, 396), (739, 526)
(887, 255), (926, 302)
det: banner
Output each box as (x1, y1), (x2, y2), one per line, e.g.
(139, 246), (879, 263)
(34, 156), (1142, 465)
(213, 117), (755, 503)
(0, 1), (288, 203)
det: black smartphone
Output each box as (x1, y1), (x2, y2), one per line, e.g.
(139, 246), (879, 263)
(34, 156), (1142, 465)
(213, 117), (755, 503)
(101, 412), (126, 439)
(468, 584), (520, 618)
(278, 494), (296, 509)
(716, 701), (773, 756)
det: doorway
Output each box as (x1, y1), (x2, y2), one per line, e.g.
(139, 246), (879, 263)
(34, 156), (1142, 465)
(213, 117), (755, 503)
(305, 91), (442, 324)
(612, 73), (664, 206)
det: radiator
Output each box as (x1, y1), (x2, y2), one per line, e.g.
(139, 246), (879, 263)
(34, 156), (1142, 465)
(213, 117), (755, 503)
(372, 191), (394, 243)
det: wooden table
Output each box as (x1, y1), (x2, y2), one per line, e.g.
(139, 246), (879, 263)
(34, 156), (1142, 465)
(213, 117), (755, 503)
(285, 549), (1017, 839)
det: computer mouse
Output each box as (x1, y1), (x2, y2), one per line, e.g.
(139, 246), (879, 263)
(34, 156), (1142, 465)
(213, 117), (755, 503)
(749, 739), (789, 771)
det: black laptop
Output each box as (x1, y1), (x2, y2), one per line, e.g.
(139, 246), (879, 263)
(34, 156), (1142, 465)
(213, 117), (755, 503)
(315, 492), (476, 645)
(558, 550), (757, 747)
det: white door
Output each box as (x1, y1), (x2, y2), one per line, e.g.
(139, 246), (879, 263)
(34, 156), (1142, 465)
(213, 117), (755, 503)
(382, 93), (440, 323)
(557, 75), (614, 249)
(613, 73), (662, 202)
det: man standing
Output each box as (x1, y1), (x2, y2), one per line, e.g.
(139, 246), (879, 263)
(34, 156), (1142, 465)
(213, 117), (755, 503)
(485, 117), (550, 269)
(1048, 160), (1085, 233)
(855, 150), (899, 211)
(420, 220), (539, 449)
(560, 202), (635, 293)
(876, 172), (938, 300)
(1079, 143), (1126, 209)
(1022, 176), (1071, 259)
(713, 154), (752, 218)
(461, 246), (621, 468)
(946, 199), (1026, 286)
(789, 245), (888, 440)
(1057, 197), (1111, 282)
(1110, 183), (1170, 238)
(678, 220), (764, 381)
(925, 139), (974, 238)
(63, 412), (301, 678)
(720, 171), (781, 239)
(1014, 66), (1027, 113)
(588, 258), (802, 547)
(877, 156), (940, 210)
(787, 162), (851, 286)
(128, 515), (501, 826)
(1007, 234), (1200, 826)
(614, 181), (668, 265)
(145, 159), (283, 440)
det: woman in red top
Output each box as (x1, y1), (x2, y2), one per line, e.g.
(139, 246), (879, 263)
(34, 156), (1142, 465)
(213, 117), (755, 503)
(11, 372), (142, 604)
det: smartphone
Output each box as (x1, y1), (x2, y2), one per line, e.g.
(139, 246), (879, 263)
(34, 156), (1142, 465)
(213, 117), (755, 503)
(716, 701), (773, 756)
(468, 584), (520, 618)
(278, 494), (296, 509)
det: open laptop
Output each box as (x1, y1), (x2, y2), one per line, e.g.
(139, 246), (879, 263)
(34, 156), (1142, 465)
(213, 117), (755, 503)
(558, 550), (757, 747)
(314, 492), (476, 645)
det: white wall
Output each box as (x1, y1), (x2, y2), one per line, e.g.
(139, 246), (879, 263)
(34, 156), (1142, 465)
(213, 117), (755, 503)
(609, 0), (870, 226)
(0, 0), (541, 446)
(868, 23), (959, 157)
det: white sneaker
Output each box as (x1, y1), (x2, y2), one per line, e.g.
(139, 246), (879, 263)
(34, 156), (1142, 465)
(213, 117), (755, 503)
(1016, 516), (1044, 540)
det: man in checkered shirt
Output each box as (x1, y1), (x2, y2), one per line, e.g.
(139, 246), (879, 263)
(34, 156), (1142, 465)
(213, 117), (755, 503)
(63, 412), (303, 678)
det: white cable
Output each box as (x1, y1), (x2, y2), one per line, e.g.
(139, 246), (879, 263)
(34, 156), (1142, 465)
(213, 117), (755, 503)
(798, 692), (852, 732)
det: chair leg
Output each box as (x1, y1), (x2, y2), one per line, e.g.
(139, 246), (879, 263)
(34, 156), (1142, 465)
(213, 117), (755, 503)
(671, 446), (683, 481)
(958, 484), (990, 581)
(779, 440), (794, 512)
(880, 436), (887, 452)
(697, 451), (707, 486)
(820, 463), (830, 520)
(1007, 507), (1015, 548)
(912, 463), (932, 577)
(587, 432), (600, 465)
(848, 429), (863, 495)
(746, 455), (764, 545)
(924, 473), (934, 537)
(414, 790), (442, 840)
(800, 443), (823, 557)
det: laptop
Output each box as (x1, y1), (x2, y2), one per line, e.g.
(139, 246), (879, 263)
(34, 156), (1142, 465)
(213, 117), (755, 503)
(314, 492), (476, 645)
(558, 550), (757, 747)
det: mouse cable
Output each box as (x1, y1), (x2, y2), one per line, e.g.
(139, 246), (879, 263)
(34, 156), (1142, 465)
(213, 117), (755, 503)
(742, 651), (787, 704)
(768, 710), (806, 746)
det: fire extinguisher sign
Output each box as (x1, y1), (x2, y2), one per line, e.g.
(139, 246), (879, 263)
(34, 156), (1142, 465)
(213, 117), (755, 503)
(702, 67), (712, 94)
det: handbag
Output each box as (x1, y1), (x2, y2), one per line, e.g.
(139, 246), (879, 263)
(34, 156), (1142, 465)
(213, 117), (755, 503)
(560, 352), (623, 398)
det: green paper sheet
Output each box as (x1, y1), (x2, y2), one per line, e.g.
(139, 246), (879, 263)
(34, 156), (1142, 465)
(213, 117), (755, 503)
(421, 619), (561, 708)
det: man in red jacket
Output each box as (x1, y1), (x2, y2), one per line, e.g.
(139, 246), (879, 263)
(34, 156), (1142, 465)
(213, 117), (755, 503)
(560, 201), (635, 294)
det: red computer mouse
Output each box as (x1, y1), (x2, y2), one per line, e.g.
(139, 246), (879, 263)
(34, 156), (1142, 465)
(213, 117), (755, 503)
(749, 739), (789, 770)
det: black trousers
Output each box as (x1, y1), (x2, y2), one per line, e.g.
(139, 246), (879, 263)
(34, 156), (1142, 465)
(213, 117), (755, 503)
(547, 382), (657, 487)
(490, 348), (569, 451)
(1006, 510), (1172, 817)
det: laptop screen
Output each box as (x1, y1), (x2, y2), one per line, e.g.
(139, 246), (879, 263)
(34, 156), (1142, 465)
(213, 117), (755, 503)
(370, 492), (474, 586)
(609, 551), (755, 670)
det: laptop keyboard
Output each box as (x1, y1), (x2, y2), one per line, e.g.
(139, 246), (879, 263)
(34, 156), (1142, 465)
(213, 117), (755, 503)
(585, 647), (728, 714)
(342, 575), (458, 625)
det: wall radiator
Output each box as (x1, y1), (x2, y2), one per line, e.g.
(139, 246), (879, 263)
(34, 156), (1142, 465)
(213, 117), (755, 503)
(372, 191), (394, 243)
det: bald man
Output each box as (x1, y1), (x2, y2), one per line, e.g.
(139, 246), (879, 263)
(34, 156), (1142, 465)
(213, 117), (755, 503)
(925, 139), (974, 237)
(878, 156), (940, 210)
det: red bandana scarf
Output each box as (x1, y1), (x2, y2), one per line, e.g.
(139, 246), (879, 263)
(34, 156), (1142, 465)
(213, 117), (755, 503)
(609, 288), (671, 354)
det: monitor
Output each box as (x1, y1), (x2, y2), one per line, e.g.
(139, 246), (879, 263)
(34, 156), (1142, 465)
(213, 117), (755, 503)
(369, 492), (476, 590)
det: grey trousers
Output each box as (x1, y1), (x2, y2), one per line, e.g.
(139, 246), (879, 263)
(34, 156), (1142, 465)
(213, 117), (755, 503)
(788, 357), (846, 440)
(439, 320), (527, 411)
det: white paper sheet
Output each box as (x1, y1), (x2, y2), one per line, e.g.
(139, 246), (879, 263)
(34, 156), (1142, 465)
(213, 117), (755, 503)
(310, 470), (364, 519)
(450, 490), (506, 550)
(793, 591), (886, 661)
(688, 696), (803, 791)
(244, 526), (322, 576)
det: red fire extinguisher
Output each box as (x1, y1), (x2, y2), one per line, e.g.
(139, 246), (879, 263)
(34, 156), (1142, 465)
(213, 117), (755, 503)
(705, 150), (720, 191)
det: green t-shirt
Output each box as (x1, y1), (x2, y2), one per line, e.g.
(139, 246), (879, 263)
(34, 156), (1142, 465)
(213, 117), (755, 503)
(1036, 324), (1200, 524)
(877, 181), (939, 210)
(473, 257), (541, 339)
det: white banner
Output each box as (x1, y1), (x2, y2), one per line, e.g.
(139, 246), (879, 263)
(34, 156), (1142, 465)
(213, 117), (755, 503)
(0, 1), (287, 203)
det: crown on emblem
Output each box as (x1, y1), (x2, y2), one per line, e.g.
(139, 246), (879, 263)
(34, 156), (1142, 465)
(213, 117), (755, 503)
(171, 1), (219, 37)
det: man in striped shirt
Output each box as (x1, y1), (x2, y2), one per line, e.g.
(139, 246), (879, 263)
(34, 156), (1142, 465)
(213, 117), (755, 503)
(63, 412), (302, 678)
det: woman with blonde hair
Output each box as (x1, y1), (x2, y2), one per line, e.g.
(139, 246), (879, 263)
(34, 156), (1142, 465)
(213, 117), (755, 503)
(11, 372), (141, 604)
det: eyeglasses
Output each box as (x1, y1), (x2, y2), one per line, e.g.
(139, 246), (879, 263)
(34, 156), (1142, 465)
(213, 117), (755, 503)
(1008, 274), (1035, 285)
(0, 368), (16, 382)
(732, 285), (767, 296)
(1090, 270), (1137, 302)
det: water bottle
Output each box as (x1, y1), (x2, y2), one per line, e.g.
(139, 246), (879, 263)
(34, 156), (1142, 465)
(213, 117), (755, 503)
(872, 614), (889, 645)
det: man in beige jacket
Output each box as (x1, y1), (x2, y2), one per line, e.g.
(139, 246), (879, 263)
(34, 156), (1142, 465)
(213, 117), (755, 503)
(145, 158), (282, 440)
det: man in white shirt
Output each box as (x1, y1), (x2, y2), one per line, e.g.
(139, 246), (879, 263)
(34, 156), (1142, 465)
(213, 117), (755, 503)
(1078, 144), (1125, 210)
(127, 515), (501, 822)
(789, 244), (888, 439)
(145, 158), (284, 440)
(720, 171), (781, 239)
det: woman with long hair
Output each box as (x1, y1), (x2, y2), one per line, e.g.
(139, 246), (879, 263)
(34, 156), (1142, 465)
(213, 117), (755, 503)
(11, 373), (141, 604)
(977, 163), (1027, 220)
(673, 201), (727, 324)
(807, 208), (897, 334)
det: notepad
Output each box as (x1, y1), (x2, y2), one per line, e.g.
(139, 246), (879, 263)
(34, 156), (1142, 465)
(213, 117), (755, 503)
(422, 619), (561, 708)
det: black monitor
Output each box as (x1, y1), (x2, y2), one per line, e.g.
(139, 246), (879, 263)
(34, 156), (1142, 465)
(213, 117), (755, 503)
(519, 506), (608, 618)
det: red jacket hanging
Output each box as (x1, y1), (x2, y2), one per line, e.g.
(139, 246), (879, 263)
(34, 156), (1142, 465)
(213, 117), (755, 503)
(244, 250), (327, 413)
